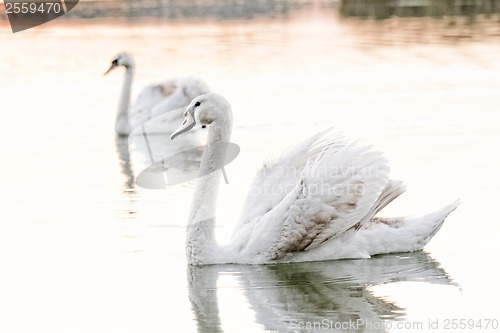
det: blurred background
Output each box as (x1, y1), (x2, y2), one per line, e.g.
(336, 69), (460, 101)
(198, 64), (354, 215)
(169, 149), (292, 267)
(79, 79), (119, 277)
(4, 0), (500, 22)
(1, 1), (500, 332)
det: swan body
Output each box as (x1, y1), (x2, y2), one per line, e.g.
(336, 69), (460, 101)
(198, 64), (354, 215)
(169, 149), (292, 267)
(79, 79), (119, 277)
(171, 93), (459, 265)
(105, 53), (210, 136)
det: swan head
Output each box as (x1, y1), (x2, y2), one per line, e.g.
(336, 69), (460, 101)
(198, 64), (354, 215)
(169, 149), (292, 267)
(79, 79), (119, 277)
(104, 53), (135, 75)
(171, 93), (232, 140)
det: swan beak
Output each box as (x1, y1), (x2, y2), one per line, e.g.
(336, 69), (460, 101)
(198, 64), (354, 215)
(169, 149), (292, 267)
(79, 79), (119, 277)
(171, 111), (196, 140)
(104, 63), (117, 75)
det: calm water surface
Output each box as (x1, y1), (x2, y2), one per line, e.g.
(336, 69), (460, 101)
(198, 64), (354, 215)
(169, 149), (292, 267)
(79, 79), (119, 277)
(1, 7), (500, 333)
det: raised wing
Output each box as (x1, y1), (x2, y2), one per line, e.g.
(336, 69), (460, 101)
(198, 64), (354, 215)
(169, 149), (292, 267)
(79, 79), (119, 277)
(129, 78), (210, 132)
(231, 130), (390, 261)
(235, 129), (347, 229)
(131, 82), (174, 114)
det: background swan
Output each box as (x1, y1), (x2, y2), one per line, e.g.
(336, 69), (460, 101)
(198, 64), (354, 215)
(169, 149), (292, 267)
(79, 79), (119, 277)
(105, 52), (210, 135)
(171, 93), (459, 265)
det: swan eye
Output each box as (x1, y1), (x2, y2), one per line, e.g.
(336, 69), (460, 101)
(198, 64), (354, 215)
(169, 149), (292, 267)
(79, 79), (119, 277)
(112, 60), (118, 66)
(194, 101), (201, 107)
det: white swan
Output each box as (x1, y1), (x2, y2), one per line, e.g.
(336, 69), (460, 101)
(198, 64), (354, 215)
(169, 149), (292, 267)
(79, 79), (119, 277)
(105, 52), (210, 135)
(171, 93), (459, 265)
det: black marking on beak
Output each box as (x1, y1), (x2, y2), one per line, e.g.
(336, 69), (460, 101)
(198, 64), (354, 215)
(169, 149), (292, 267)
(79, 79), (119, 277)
(104, 60), (119, 75)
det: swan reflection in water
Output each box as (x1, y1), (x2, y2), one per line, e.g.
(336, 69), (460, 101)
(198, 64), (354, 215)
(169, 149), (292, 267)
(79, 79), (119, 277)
(114, 111), (205, 190)
(188, 252), (456, 332)
(115, 135), (136, 189)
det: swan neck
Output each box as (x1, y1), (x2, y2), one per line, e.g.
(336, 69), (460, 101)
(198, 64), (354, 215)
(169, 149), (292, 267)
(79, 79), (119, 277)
(186, 115), (232, 264)
(116, 65), (134, 135)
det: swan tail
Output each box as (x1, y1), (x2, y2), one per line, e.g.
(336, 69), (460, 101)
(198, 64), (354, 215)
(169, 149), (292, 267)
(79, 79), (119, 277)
(361, 200), (460, 256)
(403, 199), (460, 244)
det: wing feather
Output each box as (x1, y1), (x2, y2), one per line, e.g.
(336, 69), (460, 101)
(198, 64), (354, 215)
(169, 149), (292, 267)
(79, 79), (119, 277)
(129, 77), (210, 132)
(235, 129), (347, 229)
(232, 130), (390, 261)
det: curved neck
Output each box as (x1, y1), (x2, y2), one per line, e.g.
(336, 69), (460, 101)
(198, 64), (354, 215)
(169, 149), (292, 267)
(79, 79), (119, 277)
(186, 116), (232, 265)
(116, 65), (134, 135)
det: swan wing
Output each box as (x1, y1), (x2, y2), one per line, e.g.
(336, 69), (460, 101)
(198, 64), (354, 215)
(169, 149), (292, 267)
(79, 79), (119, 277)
(129, 78), (210, 132)
(131, 82), (174, 114)
(233, 130), (390, 261)
(235, 129), (347, 228)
